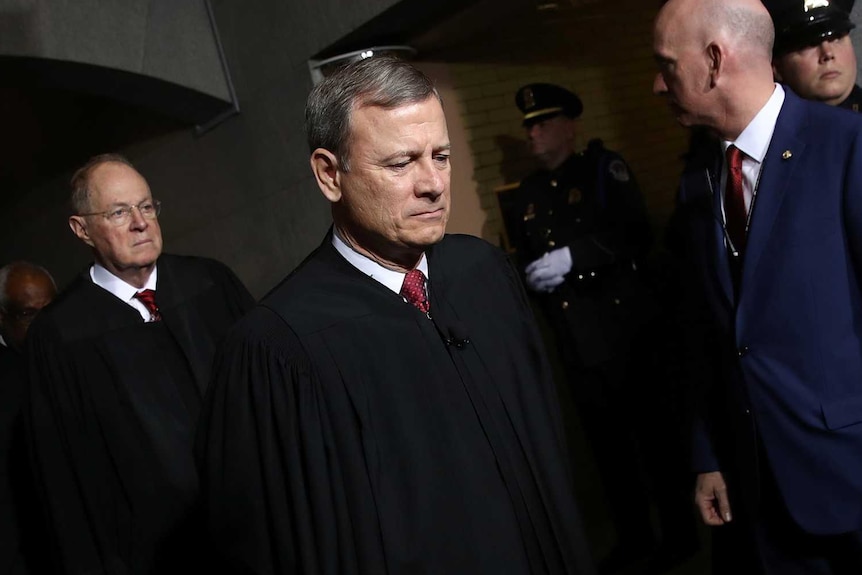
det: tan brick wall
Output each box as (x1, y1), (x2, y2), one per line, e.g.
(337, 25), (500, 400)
(426, 0), (690, 249)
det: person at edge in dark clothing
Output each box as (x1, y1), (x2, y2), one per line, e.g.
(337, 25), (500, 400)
(0, 261), (55, 575)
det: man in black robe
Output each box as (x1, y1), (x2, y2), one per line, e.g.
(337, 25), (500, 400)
(196, 57), (595, 575)
(0, 262), (56, 575)
(26, 154), (254, 575)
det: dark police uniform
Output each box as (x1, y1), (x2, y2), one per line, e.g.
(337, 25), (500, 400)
(765, 0), (862, 112)
(500, 139), (653, 367)
(499, 84), (702, 573)
(501, 83), (653, 370)
(839, 83), (862, 112)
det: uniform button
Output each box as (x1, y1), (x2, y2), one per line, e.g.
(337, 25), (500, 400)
(561, 301), (569, 310)
(738, 346), (749, 357)
(577, 274), (584, 280)
(744, 409), (751, 415)
(550, 179), (558, 187)
(548, 240), (556, 247)
(614, 298), (621, 305)
(589, 271), (596, 277)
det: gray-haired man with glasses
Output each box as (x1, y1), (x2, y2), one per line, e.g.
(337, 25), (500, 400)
(25, 153), (254, 575)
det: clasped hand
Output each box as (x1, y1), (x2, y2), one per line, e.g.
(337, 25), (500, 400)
(525, 247), (572, 293)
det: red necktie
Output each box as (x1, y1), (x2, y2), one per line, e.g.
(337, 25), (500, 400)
(401, 269), (429, 314)
(724, 145), (747, 254)
(134, 289), (162, 322)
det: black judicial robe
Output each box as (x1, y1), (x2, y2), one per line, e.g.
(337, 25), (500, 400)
(0, 344), (44, 575)
(26, 254), (253, 575)
(197, 234), (595, 575)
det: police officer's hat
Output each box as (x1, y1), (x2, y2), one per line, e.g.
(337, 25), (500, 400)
(515, 83), (583, 126)
(764, 0), (856, 56)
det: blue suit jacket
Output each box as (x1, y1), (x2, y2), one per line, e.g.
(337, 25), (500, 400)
(680, 88), (862, 535)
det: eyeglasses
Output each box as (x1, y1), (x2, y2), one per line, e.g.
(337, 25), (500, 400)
(79, 199), (162, 227)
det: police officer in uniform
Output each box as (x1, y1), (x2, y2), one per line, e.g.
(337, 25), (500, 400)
(766, 0), (862, 111)
(500, 84), (697, 574)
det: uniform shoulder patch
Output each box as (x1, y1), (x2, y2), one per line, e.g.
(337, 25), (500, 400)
(607, 158), (630, 182)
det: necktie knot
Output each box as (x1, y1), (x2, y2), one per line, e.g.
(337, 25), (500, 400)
(134, 289), (162, 322)
(400, 269), (429, 314)
(726, 145), (744, 173)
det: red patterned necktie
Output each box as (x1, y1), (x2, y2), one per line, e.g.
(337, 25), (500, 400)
(724, 145), (747, 254)
(400, 269), (429, 314)
(134, 289), (162, 322)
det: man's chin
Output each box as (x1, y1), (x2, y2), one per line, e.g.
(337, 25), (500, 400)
(409, 230), (446, 249)
(128, 252), (161, 271)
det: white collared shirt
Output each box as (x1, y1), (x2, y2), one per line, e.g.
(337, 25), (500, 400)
(720, 84), (786, 217)
(331, 230), (430, 301)
(90, 263), (159, 322)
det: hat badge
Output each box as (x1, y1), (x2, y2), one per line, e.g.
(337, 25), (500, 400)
(523, 88), (536, 110)
(804, 0), (830, 12)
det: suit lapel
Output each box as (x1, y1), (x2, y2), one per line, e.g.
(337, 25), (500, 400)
(708, 162), (735, 308)
(739, 91), (807, 311)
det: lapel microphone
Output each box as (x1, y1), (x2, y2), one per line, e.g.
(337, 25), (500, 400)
(444, 320), (470, 349)
(430, 315), (470, 348)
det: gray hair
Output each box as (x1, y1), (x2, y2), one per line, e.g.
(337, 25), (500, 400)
(305, 55), (441, 172)
(0, 261), (56, 310)
(69, 153), (137, 215)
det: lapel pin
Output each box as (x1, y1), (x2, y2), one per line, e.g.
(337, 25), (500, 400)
(782, 150), (792, 160)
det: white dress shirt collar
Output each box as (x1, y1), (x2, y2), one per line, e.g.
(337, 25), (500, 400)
(722, 84), (785, 163)
(331, 229), (429, 295)
(90, 263), (158, 321)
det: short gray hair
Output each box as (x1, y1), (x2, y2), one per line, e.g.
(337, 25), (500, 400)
(69, 153), (137, 215)
(305, 56), (440, 172)
(0, 261), (56, 310)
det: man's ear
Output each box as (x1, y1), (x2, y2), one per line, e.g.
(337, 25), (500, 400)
(707, 42), (723, 88)
(310, 148), (343, 203)
(69, 216), (95, 247)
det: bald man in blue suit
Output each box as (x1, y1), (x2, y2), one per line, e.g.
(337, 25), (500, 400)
(655, 0), (862, 572)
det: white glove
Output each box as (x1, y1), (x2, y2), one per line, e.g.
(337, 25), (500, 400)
(528, 273), (566, 293)
(525, 247), (572, 293)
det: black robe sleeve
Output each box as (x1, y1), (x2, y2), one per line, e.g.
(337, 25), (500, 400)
(196, 308), (369, 575)
(0, 346), (49, 575)
(26, 317), (126, 574)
